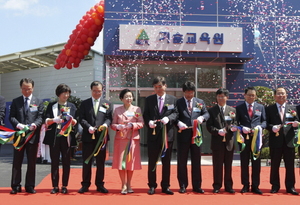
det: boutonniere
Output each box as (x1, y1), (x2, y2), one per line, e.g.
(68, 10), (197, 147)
(102, 103), (109, 109)
(60, 106), (70, 113)
(29, 104), (38, 108)
(134, 112), (142, 118)
(289, 109), (297, 117)
(164, 104), (169, 107)
(229, 111), (236, 119)
(196, 103), (203, 109)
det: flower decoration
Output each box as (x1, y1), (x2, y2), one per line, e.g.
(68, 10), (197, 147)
(102, 103), (109, 109)
(61, 106), (70, 113)
(229, 111), (236, 119)
(29, 104), (38, 108)
(289, 109), (297, 117)
(134, 112), (142, 118)
(196, 103), (203, 109)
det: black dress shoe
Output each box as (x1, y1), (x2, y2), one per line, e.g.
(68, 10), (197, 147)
(213, 189), (220, 193)
(162, 188), (174, 195)
(10, 189), (18, 194)
(225, 189), (235, 194)
(193, 188), (205, 193)
(251, 187), (263, 195)
(179, 187), (186, 193)
(50, 187), (59, 194)
(148, 187), (155, 195)
(78, 186), (89, 193)
(97, 186), (108, 193)
(26, 187), (36, 194)
(270, 189), (279, 194)
(61, 187), (68, 194)
(287, 188), (299, 195)
(240, 186), (249, 193)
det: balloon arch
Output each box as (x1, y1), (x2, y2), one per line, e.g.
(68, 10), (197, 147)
(54, 0), (104, 69)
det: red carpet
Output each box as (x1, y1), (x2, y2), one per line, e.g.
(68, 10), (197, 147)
(1, 165), (300, 205)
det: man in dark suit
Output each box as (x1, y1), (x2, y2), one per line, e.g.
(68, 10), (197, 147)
(9, 78), (43, 194)
(78, 81), (112, 194)
(206, 88), (235, 194)
(176, 82), (209, 194)
(235, 86), (266, 194)
(266, 87), (299, 195)
(143, 76), (178, 195)
(0, 95), (5, 151)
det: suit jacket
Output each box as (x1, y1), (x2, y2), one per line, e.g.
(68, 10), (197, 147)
(79, 97), (112, 143)
(111, 105), (144, 140)
(266, 103), (298, 148)
(143, 94), (178, 142)
(176, 97), (209, 143)
(0, 95), (5, 125)
(43, 101), (77, 146)
(207, 105), (236, 151)
(236, 101), (266, 145)
(9, 95), (43, 144)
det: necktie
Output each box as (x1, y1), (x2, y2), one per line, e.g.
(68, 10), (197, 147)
(187, 100), (192, 113)
(248, 104), (253, 118)
(94, 99), (98, 115)
(159, 96), (163, 113)
(279, 105), (284, 122)
(220, 107), (224, 117)
(24, 97), (29, 113)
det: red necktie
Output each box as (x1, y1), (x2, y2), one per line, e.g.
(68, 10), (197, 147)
(248, 104), (253, 118)
(187, 100), (192, 113)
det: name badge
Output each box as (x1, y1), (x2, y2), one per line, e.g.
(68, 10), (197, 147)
(99, 106), (107, 113)
(30, 107), (38, 112)
(167, 104), (174, 110)
(193, 107), (200, 112)
(126, 111), (134, 117)
(225, 116), (231, 121)
(255, 110), (262, 116)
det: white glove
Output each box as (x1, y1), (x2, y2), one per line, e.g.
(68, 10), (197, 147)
(292, 121), (299, 128)
(177, 121), (188, 130)
(29, 123), (37, 131)
(117, 124), (126, 131)
(272, 125), (280, 133)
(242, 127), (251, 134)
(197, 116), (204, 124)
(218, 128), (226, 136)
(53, 116), (63, 124)
(88, 126), (96, 134)
(16, 123), (27, 130)
(126, 123), (133, 129)
(230, 126), (237, 132)
(102, 123), (108, 128)
(149, 120), (157, 129)
(161, 117), (169, 125)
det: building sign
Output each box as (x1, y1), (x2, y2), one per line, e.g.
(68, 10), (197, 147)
(119, 25), (243, 52)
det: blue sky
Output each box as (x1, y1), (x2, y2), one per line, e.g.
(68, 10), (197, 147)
(0, 0), (103, 55)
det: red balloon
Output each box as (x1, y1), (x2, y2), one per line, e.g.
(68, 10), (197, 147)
(71, 44), (78, 51)
(73, 63), (80, 68)
(87, 37), (94, 45)
(75, 38), (82, 45)
(77, 52), (84, 59)
(71, 50), (77, 58)
(75, 58), (81, 64)
(83, 50), (89, 55)
(66, 63), (72, 69)
(84, 42), (91, 50)
(78, 44), (85, 52)
(80, 34), (88, 42)
(68, 57), (75, 63)
(54, 64), (61, 69)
